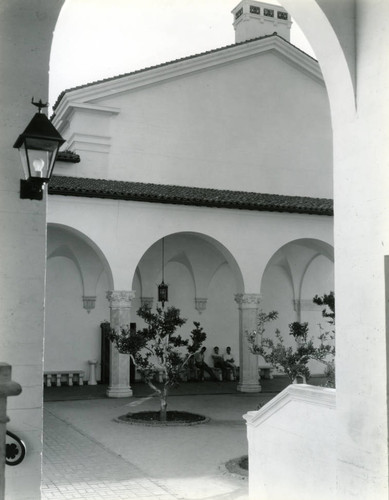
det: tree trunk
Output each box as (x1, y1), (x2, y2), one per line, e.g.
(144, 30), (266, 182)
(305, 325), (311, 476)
(159, 386), (168, 421)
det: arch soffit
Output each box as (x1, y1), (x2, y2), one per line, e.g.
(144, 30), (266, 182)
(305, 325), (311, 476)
(133, 231), (245, 295)
(299, 251), (333, 300)
(260, 238), (334, 296)
(47, 244), (85, 289)
(168, 251), (196, 286)
(47, 223), (114, 291)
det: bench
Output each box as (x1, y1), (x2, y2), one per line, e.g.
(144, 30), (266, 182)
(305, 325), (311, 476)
(259, 365), (273, 379)
(44, 371), (85, 387)
(212, 365), (235, 381)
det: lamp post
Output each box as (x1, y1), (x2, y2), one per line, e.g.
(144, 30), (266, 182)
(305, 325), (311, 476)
(13, 99), (65, 200)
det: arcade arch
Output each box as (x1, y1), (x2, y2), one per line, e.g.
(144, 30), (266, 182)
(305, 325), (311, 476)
(46, 224), (114, 379)
(260, 238), (334, 374)
(45, 224), (334, 393)
(260, 239), (334, 315)
(131, 232), (245, 361)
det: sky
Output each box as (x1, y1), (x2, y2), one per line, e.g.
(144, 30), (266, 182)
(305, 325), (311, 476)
(49, 0), (315, 111)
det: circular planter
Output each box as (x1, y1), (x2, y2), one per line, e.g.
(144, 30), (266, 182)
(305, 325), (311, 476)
(222, 455), (248, 479)
(115, 410), (210, 426)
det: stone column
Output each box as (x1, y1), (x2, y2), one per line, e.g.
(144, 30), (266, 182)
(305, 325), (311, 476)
(235, 293), (262, 393)
(0, 364), (21, 500)
(106, 291), (135, 398)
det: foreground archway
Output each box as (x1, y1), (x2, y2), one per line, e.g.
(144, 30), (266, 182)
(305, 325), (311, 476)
(1, 2), (388, 500)
(246, 2), (389, 499)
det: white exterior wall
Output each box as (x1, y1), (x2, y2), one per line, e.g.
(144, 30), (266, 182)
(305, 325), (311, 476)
(333, 6), (389, 497)
(265, 0), (389, 497)
(56, 49), (332, 198)
(0, 2), (65, 499)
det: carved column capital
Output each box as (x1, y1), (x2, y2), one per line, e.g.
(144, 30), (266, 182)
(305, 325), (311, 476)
(106, 290), (136, 309)
(234, 293), (261, 309)
(82, 295), (96, 313)
(195, 297), (207, 314)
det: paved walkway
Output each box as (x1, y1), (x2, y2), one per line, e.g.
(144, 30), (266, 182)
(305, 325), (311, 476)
(42, 410), (177, 500)
(41, 390), (273, 500)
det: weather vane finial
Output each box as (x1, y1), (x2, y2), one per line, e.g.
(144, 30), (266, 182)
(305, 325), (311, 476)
(31, 97), (48, 113)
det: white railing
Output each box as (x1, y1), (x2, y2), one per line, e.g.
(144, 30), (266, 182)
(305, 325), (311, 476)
(244, 384), (336, 500)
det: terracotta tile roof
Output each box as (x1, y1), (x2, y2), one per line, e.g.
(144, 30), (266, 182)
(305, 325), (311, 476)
(57, 150), (81, 163)
(52, 34), (317, 112)
(49, 176), (333, 216)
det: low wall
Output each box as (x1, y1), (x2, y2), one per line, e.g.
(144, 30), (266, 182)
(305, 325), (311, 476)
(244, 384), (336, 500)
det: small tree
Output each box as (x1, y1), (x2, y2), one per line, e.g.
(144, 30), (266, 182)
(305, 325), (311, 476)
(312, 291), (335, 387)
(107, 304), (206, 421)
(247, 307), (334, 384)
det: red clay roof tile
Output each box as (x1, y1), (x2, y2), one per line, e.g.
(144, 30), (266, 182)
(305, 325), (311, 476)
(49, 175), (333, 216)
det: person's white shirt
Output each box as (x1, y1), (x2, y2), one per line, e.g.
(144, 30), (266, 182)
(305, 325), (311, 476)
(223, 348), (235, 363)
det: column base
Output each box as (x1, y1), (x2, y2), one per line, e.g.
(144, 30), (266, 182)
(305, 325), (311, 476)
(106, 385), (133, 398)
(237, 382), (262, 393)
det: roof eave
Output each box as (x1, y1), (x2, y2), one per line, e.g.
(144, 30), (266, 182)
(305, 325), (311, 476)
(52, 35), (322, 118)
(48, 176), (333, 217)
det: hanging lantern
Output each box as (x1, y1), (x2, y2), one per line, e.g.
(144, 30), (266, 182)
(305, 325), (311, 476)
(13, 98), (65, 200)
(157, 238), (168, 308)
(158, 281), (169, 306)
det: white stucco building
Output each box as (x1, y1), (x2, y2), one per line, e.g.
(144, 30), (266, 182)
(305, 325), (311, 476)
(47, 0), (334, 397)
(1, 0), (388, 499)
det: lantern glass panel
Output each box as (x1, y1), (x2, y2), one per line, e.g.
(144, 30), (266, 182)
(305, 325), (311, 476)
(22, 137), (59, 181)
(18, 143), (30, 180)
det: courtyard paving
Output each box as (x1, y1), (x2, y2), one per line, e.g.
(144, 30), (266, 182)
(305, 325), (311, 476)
(42, 384), (277, 500)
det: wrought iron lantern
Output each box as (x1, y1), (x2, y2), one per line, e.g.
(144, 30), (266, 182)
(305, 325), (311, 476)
(157, 238), (168, 308)
(158, 281), (169, 308)
(13, 98), (65, 200)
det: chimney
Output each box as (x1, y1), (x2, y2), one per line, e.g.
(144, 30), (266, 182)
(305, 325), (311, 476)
(232, 1), (292, 43)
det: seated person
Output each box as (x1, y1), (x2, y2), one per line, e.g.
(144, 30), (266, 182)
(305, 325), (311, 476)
(223, 346), (237, 380)
(211, 346), (229, 380)
(194, 347), (218, 381)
